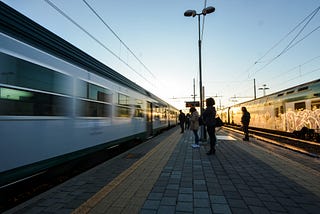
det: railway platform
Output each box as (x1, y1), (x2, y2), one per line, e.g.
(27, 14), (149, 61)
(5, 127), (320, 214)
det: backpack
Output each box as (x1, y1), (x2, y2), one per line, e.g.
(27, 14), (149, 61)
(215, 117), (223, 127)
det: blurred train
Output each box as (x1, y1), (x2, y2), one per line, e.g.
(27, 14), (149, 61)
(218, 79), (320, 142)
(0, 2), (178, 186)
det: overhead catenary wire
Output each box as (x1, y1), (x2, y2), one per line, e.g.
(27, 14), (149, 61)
(277, 67), (320, 86)
(82, 0), (157, 80)
(227, 5), (320, 102)
(263, 55), (320, 88)
(43, 0), (156, 87)
(275, 7), (320, 58)
(250, 24), (320, 77)
(248, 5), (320, 78)
(254, 7), (320, 67)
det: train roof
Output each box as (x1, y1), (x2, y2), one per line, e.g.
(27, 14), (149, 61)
(0, 2), (176, 109)
(228, 78), (320, 108)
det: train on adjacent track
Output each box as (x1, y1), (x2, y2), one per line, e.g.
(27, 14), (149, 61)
(218, 79), (320, 142)
(0, 3), (178, 187)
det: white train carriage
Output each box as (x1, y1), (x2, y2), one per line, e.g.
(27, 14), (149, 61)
(0, 2), (178, 186)
(221, 79), (320, 140)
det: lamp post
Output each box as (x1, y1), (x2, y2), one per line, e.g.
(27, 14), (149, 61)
(184, 6), (215, 140)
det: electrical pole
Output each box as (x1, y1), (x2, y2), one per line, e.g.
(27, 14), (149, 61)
(254, 78), (256, 99)
(258, 84), (269, 96)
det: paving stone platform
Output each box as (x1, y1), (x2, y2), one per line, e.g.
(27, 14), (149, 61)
(5, 127), (320, 214)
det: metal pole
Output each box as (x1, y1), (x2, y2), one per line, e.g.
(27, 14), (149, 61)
(254, 78), (256, 99)
(197, 14), (205, 141)
(193, 78), (196, 102)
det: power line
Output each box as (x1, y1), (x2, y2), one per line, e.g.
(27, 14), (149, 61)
(43, 0), (155, 87)
(277, 67), (320, 86)
(82, 0), (157, 80)
(251, 25), (320, 77)
(267, 55), (320, 81)
(273, 6), (320, 59)
(248, 6), (320, 77)
(279, 24), (320, 55)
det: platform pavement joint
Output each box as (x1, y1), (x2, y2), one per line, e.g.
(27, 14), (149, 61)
(140, 129), (320, 214)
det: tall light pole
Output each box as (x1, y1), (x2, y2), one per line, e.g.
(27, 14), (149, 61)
(184, 6), (215, 140)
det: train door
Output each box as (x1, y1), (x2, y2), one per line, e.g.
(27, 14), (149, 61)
(146, 101), (153, 138)
(274, 102), (285, 131)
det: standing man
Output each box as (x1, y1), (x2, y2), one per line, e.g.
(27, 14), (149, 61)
(178, 110), (186, 133)
(203, 98), (216, 155)
(241, 107), (251, 141)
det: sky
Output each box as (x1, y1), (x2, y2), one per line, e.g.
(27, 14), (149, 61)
(2, 0), (320, 111)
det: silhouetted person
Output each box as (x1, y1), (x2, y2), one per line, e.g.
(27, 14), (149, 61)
(179, 110), (186, 133)
(203, 97), (216, 155)
(185, 113), (191, 129)
(241, 107), (251, 141)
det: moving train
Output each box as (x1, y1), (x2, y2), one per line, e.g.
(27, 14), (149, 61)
(0, 2), (178, 186)
(218, 79), (320, 141)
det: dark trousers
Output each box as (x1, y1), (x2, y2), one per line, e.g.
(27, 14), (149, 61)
(180, 122), (185, 133)
(193, 129), (199, 144)
(206, 125), (216, 152)
(243, 125), (249, 140)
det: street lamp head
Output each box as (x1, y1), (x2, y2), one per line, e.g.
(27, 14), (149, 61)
(202, 6), (215, 15)
(184, 10), (197, 17)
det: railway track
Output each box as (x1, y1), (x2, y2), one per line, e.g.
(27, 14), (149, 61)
(223, 125), (320, 158)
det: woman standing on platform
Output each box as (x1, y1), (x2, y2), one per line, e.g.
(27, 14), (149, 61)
(189, 107), (200, 148)
(203, 97), (217, 155)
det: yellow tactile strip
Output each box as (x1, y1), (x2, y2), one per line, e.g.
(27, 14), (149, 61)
(72, 129), (181, 214)
(227, 131), (320, 198)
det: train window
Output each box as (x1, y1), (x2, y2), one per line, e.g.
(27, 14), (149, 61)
(274, 108), (279, 117)
(0, 86), (70, 116)
(89, 84), (111, 102)
(134, 99), (144, 117)
(280, 106), (284, 114)
(75, 80), (112, 117)
(116, 93), (130, 117)
(76, 80), (112, 103)
(0, 53), (72, 95)
(297, 86), (308, 92)
(294, 102), (306, 111)
(286, 90), (294, 94)
(274, 106), (284, 117)
(76, 100), (111, 117)
(116, 106), (130, 117)
(162, 107), (167, 119)
(311, 100), (320, 110)
(118, 94), (129, 105)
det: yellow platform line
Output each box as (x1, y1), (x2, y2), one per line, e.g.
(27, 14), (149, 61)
(72, 129), (181, 214)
